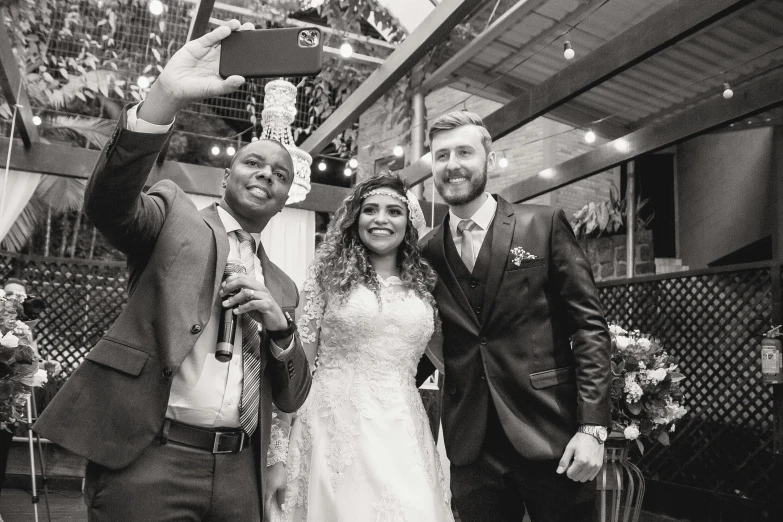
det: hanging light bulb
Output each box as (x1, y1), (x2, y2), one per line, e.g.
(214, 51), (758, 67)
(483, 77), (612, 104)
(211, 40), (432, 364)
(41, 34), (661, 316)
(211, 146), (220, 156)
(344, 168), (352, 177)
(340, 41), (353, 58)
(318, 161), (327, 171)
(226, 146), (236, 156)
(722, 82), (733, 99)
(614, 138), (630, 153)
(137, 75), (151, 89)
(498, 156), (508, 169)
(393, 145), (404, 157)
(32, 115), (42, 126)
(563, 41), (575, 60)
(348, 157), (358, 169)
(584, 129), (596, 143)
(149, 0), (164, 16)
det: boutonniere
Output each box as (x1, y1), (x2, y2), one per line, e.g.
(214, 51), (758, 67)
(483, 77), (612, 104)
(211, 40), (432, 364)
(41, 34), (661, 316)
(511, 246), (538, 266)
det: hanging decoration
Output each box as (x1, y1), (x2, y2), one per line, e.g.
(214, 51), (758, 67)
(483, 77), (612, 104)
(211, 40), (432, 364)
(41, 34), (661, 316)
(260, 79), (312, 205)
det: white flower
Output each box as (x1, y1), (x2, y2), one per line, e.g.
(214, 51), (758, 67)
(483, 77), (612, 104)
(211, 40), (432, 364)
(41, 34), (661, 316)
(609, 324), (627, 335)
(615, 335), (632, 350)
(670, 424), (676, 433)
(14, 320), (31, 337)
(624, 374), (643, 402)
(0, 289), (5, 298)
(648, 368), (668, 384)
(637, 338), (651, 350)
(624, 424), (640, 440)
(1, 332), (19, 348)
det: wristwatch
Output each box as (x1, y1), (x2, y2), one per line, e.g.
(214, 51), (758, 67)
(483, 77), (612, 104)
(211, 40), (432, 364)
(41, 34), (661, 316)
(578, 425), (608, 444)
(267, 312), (297, 341)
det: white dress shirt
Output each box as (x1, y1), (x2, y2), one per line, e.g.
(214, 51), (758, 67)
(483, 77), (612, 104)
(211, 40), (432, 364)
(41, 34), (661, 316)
(126, 105), (291, 428)
(448, 193), (498, 266)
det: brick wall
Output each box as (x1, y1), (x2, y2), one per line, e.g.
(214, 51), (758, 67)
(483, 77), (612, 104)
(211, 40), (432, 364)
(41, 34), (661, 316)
(357, 86), (620, 221)
(579, 229), (656, 281)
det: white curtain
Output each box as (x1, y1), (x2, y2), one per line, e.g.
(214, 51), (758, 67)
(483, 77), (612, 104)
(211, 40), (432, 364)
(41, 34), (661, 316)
(187, 194), (315, 290)
(0, 169), (43, 244)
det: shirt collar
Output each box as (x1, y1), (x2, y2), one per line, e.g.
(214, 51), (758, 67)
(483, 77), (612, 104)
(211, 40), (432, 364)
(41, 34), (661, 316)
(448, 193), (497, 238)
(216, 205), (261, 246)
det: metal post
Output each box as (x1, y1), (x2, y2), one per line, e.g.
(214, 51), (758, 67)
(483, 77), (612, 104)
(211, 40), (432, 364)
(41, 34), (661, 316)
(410, 90), (425, 199)
(25, 397), (40, 522)
(626, 161), (636, 278)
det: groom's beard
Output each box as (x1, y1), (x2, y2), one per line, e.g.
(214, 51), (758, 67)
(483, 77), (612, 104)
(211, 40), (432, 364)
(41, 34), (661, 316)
(435, 161), (488, 207)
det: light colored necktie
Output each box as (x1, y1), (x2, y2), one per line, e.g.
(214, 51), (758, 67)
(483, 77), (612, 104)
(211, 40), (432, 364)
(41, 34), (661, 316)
(457, 219), (477, 272)
(234, 230), (261, 437)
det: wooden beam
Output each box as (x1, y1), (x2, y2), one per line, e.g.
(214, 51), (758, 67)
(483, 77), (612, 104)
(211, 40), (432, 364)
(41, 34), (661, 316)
(421, 0), (549, 92)
(0, 24), (38, 147)
(483, 0), (756, 141)
(300, 0), (485, 156)
(498, 66), (783, 204)
(0, 137), (448, 218)
(187, 0), (217, 41)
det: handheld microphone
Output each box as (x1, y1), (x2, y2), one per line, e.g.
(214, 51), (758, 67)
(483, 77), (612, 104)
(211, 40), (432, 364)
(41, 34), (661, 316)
(216, 262), (247, 362)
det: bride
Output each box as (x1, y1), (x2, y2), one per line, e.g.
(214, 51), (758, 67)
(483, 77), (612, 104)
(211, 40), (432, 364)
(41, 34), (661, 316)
(273, 174), (453, 521)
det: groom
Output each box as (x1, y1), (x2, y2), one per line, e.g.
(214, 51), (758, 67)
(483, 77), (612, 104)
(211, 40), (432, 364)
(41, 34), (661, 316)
(34, 20), (311, 521)
(417, 111), (612, 522)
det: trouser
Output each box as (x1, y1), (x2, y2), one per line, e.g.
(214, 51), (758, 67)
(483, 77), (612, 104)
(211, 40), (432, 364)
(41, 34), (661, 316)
(451, 405), (594, 522)
(84, 436), (260, 521)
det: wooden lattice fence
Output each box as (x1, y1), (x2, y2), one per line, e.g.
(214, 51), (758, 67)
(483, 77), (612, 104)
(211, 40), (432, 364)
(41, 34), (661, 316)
(597, 261), (780, 510)
(0, 251), (127, 375)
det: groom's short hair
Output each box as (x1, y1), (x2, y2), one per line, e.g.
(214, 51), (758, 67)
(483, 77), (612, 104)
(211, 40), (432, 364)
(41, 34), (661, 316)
(429, 111), (493, 155)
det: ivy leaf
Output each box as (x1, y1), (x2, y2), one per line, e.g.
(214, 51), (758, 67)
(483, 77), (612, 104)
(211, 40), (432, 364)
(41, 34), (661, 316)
(159, 21), (166, 33)
(110, 62), (118, 71)
(143, 64), (153, 73)
(628, 402), (642, 415)
(114, 85), (124, 98)
(669, 372), (685, 383)
(157, 65), (164, 74)
(75, 91), (86, 102)
(657, 431), (670, 446)
(59, 67), (69, 80)
(151, 48), (161, 62)
(155, 35), (162, 46)
(636, 439), (645, 455)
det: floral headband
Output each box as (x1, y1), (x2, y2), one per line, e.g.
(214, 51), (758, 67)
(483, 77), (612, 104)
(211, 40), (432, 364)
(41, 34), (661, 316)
(362, 188), (427, 234)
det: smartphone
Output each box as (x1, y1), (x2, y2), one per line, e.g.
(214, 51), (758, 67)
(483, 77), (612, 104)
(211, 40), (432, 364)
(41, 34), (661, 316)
(219, 27), (323, 79)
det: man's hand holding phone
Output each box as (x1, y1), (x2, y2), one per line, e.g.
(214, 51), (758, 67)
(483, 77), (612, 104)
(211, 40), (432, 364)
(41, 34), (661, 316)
(137, 19), (253, 126)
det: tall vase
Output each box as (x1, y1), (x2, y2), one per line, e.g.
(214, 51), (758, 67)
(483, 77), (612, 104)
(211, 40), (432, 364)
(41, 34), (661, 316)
(596, 436), (646, 522)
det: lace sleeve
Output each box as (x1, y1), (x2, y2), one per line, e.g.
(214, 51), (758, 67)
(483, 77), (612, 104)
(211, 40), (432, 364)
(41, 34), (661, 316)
(296, 265), (326, 373)
(267, 409), (290, 466)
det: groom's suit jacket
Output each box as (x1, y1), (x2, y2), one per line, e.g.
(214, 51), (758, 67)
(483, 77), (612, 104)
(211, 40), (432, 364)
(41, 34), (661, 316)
(418, 197), (611, 465)
(34, 109), (311, 492)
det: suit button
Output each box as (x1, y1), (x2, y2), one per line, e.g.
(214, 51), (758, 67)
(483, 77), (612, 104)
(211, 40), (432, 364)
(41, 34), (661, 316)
(162, 367), (173, 378)
(470, 278), (479, 289)
(475, 306), (482, 314)
(480, 374), (486, 381)
(480, 337), (487, 345)
(190, 324), (202, 334)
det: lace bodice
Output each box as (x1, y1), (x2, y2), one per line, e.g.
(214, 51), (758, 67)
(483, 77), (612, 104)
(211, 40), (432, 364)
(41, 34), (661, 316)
(298, 273), (435, 384)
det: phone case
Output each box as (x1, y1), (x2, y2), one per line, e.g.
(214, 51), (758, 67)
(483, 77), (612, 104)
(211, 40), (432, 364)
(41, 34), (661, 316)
(219, 27), (323, 79)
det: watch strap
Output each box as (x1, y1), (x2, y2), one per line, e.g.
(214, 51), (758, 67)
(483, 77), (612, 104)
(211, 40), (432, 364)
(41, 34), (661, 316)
(267, 312), (297, 341)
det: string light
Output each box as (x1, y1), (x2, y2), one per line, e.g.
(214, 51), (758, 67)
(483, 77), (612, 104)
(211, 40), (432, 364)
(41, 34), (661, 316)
(563, 41), (575, 60)
(539, 168), (554, 178)
(318, 161), (327, 171)
(210, 146), (221, 156)
(340, 41), (353, 58)
(614, 139), (630, 153)
(584, 129), (596, 143)
(137, 75), (151, 89)
(498, 152), (508, 169)
(722, 82), (733, 99)
(393, 145), (404, 157)
(344, 168), (352, 177)
(348, 157), (358, 169)
(149, 0), (164, 16)
(32, 115), (42, 126)
(226, 146), (236, 156)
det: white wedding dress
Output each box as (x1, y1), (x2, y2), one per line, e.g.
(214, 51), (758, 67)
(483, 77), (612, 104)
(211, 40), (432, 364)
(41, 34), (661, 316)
(281, 274), (454, 522)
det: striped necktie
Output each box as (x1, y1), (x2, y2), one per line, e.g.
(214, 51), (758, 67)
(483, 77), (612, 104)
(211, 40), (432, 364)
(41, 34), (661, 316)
(457, 219), (478, 272)
(234, 230), (261, 437)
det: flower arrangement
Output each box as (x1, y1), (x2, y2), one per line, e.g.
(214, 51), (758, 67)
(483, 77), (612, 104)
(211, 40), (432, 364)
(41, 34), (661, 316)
(609, 324), (688, 453)
(0, 289), (49, 431)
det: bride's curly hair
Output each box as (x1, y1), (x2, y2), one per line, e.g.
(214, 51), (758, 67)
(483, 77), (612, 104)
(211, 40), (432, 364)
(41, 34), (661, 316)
(311, 173), (438, 309)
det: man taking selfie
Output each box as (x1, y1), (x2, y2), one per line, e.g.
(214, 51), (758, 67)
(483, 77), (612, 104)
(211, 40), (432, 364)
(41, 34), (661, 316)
(34, 20), (311, 522)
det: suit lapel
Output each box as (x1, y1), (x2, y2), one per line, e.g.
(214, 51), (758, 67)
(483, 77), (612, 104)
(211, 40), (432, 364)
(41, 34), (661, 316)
(429, 217), (478, 326)
(481, 197), (515, 327)
(200, 204), (230, 299)
(256, 242), (286, 306)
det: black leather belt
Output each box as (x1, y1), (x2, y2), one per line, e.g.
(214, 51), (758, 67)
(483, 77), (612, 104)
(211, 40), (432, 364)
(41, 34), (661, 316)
(162, 419), (248, 454)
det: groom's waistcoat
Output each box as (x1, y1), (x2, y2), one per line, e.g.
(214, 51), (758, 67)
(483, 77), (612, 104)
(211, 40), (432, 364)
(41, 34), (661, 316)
(443, 217), (495, 322)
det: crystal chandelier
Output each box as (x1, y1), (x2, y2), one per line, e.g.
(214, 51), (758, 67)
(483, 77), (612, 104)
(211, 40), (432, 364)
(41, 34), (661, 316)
(259, 79), (312, 205)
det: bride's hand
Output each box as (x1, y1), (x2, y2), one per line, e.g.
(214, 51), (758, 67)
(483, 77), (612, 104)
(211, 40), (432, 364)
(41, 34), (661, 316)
(264, 462), (287, 521)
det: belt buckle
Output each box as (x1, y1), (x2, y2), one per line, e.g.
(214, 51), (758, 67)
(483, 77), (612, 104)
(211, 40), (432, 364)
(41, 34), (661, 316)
(212, 431), (244, 454)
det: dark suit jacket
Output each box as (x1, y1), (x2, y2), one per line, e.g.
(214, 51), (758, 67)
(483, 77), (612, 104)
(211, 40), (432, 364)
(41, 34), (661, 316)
(417, 197), (611, 465)
(34, 109), (312, 499)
